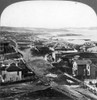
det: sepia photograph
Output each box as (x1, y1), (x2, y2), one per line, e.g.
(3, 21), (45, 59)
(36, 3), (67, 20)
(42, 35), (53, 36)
(0, 0), (97, 100)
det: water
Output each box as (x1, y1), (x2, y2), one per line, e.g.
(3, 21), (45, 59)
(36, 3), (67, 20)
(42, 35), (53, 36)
(1, 27), (96, 100)
(48, 28), (97, 44)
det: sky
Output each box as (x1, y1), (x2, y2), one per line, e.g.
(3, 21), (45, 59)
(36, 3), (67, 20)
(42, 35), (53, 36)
(1, 1), (97, 28)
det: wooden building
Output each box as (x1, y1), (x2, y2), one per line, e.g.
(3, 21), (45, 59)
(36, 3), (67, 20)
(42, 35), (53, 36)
(0, 59), (30, 82)
(0, 40), (15, 54)
(0, 63), (22, 82)
(72, 59), (91, 79)
(72, 59), (97, 80)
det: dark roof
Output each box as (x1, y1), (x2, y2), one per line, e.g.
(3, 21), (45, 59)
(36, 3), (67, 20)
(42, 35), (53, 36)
(52, 61), (69, 68)
(31, 46), (53, 56)
(0, 59), (29, 72)
(6, 63), (22, 72)
(55, 47), (68, 50)
(75, 59), (92, 65)
(4, 52), (23, 60)
(64, 52), (97, 59)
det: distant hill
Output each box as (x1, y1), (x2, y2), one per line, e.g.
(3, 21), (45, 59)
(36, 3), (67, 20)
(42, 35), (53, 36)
(0, 26), (32, 33)
(0, 26), (69, 33)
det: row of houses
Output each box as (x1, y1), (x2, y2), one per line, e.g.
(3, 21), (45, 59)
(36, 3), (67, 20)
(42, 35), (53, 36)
(48, 44), (97, 80)
(1, 39), (97, 83)
(0, 40), (31, 83)
(0, 39), (16, 54)
(45, 49), (97, 80)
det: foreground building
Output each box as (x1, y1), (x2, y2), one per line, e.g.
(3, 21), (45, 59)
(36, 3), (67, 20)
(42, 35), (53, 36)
(0, 59), (30, 82)
(72, 59), (97, 80)
(1, 63), (22, 82)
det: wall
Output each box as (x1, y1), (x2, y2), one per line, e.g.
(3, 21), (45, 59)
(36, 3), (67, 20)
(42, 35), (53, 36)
(2, 71), (22, 81)
(90, 64), (97, 79)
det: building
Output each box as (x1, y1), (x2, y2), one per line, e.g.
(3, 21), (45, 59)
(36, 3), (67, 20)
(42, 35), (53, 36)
(0, 63), (22, 82)
(0, 59), (30, 83)
(6, 63), (22, 81)
(72, 59), (92, 79)
(0, 40), (16, 54)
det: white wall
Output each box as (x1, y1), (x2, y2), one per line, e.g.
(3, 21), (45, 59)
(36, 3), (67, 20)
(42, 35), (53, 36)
(2, 71), (22, 81)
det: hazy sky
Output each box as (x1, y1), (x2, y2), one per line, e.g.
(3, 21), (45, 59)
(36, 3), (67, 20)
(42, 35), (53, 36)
(1, 1), (97, 28)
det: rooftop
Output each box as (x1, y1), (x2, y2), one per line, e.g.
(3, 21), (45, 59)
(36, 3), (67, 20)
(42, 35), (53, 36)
(75, 59), (92, 65)
(4, 52), (23, 60)
(6, 63), (22, 72)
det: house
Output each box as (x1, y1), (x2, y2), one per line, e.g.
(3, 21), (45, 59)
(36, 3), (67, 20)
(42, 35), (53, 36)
(0, 59), (30, 82)
(0, 63), (22, 82)
(0, 40), (9, 53)
(0, 40), (16, 54)
(51, 48), (77, 62)
(72, 59), (92, 79)
(72, 59), (97, 80)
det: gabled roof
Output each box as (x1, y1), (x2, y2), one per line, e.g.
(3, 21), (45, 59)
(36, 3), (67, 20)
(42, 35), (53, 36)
(6, 63), (22, 72)
(0, 59), (28, 72)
